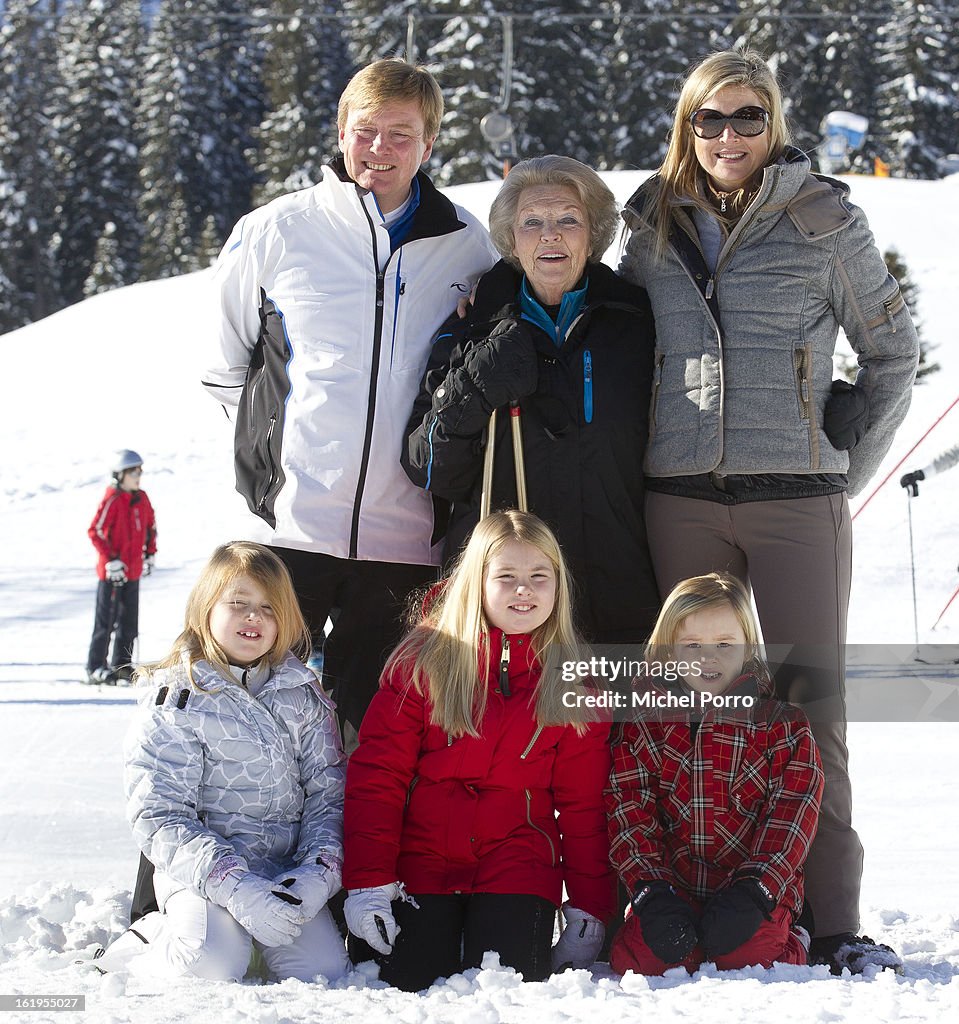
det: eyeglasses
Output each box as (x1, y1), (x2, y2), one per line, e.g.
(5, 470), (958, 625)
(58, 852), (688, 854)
(125, 467), (143, 476)
(689, 106), (769, 139)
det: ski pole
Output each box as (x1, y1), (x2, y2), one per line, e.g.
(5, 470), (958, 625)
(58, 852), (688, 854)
(906, 490), (919, 647)
(479, 403), (528, 519)
(480, 408), (497, 520)
(509, 401), (528, 512)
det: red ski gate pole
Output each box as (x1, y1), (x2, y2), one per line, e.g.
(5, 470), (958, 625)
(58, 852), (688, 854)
(852, 393), (959, 522)
(932, 582), (959, 631)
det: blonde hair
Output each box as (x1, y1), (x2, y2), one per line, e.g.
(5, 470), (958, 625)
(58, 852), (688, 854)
(147, 542), (310, 684)
(384, 511), (586, 737)
(640, 49), (790, 260)
(337, 59), (444, 140)
(488, 155), (619, 269)
(645, 572), (770, 686)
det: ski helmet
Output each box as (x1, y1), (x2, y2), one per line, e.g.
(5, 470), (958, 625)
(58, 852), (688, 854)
(112, 449), (144, 475)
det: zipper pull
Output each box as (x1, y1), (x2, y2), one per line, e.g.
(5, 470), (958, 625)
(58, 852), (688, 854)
(583, 349), (593, 424)
(705, 278), (715, 300)
(500, 635), (511, 698)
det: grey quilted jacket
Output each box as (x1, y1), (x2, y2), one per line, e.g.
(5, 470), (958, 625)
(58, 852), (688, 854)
(124, 654), (345, 901)
(619, 148), (919, 496)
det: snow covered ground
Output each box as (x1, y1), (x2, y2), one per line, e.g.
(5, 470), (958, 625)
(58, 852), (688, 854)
(0, 172), (957, 1022)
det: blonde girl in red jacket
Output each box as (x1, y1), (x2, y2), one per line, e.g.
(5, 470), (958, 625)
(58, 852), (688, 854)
(607, 573), (824, 975)
(343, 510), (616, 991)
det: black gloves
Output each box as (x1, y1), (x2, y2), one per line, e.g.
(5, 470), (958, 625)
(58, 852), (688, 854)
(462, 318), (539, 413)
(700, 879), (775, 959)
(823, 379), (870, 451)
(632, 878), (777, 963)
(631, 881), (698, 964)
(900, 469), (925, 496)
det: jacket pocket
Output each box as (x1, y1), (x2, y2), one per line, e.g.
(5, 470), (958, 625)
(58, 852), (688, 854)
(792, 345), (812, 425)
(864, 287), (906, 333)
(405, 775), (420, 810)
(525, 788), (557, 868)
(729, 757), (769, 816)
(649, 352), (664, 428)
(253, 409), (280, 514)
(520, 725), (545, 760)
(793, 342), (820, 468)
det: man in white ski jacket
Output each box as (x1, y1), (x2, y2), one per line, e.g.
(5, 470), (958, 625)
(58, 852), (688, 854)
(203, 61), (497, 736)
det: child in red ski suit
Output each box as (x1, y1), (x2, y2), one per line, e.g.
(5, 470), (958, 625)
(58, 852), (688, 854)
(85, 449), (157, 683)
(343, 510), (615, 991)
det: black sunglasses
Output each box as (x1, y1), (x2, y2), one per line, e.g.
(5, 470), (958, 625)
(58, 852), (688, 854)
(689, 106), (769, 139)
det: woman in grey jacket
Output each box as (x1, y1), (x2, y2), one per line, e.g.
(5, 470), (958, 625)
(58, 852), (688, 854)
(619, 49), (917, 976)
(95, 542), (349, 983)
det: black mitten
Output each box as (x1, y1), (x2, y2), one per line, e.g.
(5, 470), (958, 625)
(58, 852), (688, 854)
(700, 879), (775, 959)
(631, 881), (699, 964)
(823, 379), (870, 451)
(462, 318), (539, 411)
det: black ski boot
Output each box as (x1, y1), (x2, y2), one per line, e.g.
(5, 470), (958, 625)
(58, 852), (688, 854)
(809, 932), (904, 975)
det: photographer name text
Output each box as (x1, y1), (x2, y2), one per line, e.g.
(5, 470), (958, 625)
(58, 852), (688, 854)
(561, 688), (756, 710)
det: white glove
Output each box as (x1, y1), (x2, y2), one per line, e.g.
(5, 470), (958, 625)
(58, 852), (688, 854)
(105, 559), (127, 583)
(143, 554), (155, 577)
(212, 871), (304, 948)
(274, 856), (342, 924)
(551, 903), (605, 971)
(344, 882), (408, 955)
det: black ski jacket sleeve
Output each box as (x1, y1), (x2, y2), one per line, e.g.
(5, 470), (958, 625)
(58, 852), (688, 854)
(402, 263), (531, 501)
(402, 318), (484, 500)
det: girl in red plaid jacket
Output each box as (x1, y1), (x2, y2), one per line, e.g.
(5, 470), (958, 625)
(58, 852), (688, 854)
(606, 572), (824, 974)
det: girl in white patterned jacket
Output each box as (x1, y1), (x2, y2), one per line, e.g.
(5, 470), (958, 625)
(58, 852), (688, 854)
(96, 542), (349, 983)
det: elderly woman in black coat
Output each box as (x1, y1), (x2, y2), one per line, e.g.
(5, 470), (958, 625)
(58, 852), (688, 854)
(404, 155), (659, 643)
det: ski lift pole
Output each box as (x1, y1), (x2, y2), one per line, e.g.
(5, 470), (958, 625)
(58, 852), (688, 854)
(405, 13), (417, 62)
(906, 490), (919, 647)
(481, 16), (516, 178)
(497, 15), (514, 111)
(499, 15), (514, 176)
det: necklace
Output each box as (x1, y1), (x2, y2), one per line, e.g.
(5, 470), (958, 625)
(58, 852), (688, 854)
(706, 179), (759, 216)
